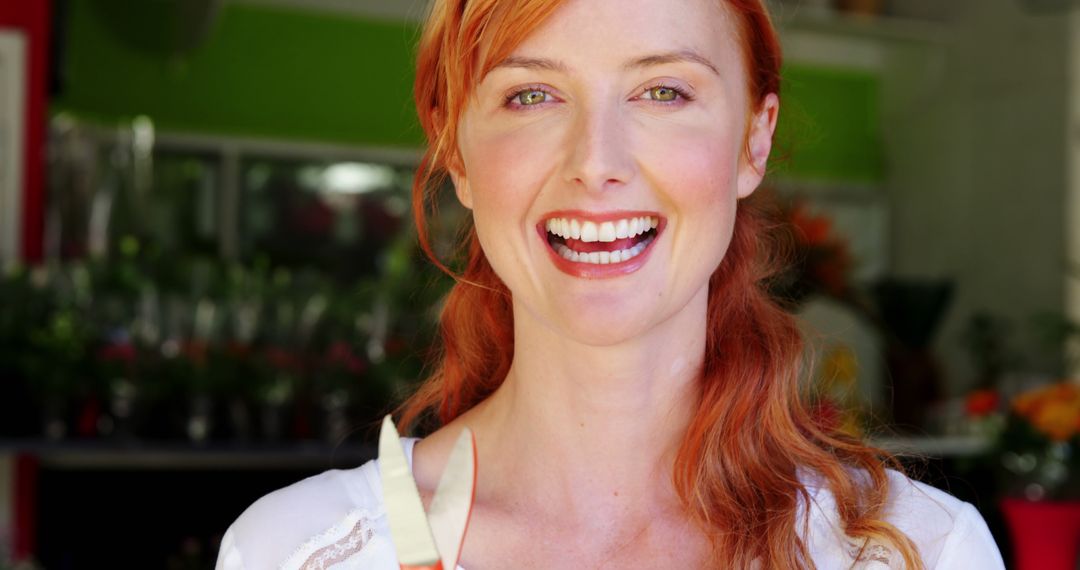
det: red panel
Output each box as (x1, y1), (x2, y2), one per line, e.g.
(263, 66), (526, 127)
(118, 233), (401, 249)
(0, 0), (51, 263)
(0, 1), (51, 559)
(12, 454), (39, 562)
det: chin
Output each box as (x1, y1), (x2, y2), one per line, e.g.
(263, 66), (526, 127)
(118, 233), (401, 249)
(564, 324), (649, 348)
(546, 300), (659, 348)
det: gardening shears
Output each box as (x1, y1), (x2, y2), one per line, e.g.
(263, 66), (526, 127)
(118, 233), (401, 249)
(379, 415), (476, 570)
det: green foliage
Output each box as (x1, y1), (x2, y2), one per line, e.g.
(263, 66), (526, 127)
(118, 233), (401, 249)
(0, 229), (450, 441)
(996, 415), (1080, 500)
(990, 382), (1080, 500)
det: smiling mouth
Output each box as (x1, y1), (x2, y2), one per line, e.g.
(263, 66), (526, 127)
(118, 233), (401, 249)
(543, 215), (660, 265)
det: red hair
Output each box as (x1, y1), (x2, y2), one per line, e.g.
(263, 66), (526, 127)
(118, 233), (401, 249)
(402, 0), (923, 567)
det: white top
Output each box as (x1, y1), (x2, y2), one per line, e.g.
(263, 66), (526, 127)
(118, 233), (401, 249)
(216, 438), (1004, 569)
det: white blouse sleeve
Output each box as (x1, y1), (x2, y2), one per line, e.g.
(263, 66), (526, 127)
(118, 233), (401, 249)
(931, 502), (1005, 569)
(216, 525), (245, 570)
(885, 474), (1005, 569)
(803, 470), (1006, 569)
(214, 461), (400, 570)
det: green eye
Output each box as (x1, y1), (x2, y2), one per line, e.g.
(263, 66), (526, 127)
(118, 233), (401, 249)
(645, 86), (679, 101)
(515, 90), (548, 106)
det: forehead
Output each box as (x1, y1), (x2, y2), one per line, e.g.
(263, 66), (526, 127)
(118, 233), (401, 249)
(501, 0), (742, 75)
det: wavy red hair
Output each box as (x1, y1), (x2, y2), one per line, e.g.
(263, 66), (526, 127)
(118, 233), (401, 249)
(401, 0), (923, 567)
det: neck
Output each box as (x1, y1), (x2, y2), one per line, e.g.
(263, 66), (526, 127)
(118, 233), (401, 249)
(469, 285), (708, 526)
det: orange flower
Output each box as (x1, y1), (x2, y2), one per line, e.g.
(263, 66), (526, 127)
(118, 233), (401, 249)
(1032, 399), (1080, 441)
(790, 203), (833, 246)
(1051, 383), (1080, 403)
(1011, 381), (1080, 441)
(1012, 390), (1041, 417)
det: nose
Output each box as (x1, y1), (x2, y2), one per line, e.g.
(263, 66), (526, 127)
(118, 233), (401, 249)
(561, 101), (634, 193)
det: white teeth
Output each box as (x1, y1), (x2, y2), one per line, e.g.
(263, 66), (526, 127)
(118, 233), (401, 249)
(580, 221), (599, 242)
(598, 222), (616, 242)
(615, 219), (629, 239)
(553, 234), (654, 266)
(546, 215), (658, 241)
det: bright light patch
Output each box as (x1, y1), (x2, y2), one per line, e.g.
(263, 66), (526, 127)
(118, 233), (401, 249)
(323, 162), (396, 195)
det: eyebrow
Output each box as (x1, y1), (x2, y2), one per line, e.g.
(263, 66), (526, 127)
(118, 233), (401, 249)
(626, 49), (721, 77)
(491, 49), (720, 77)
(492, 56), (569, 73)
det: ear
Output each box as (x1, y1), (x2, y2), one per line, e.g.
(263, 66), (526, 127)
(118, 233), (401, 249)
(737, 93), (779, 199)
(449, 161), (473, 210)
(437, 107), (474, 210)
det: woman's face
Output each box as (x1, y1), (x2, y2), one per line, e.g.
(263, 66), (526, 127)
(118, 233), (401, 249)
(452, 0), (777, 346)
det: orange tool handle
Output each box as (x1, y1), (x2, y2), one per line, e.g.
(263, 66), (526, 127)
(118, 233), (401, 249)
(401, 564), (443, 570)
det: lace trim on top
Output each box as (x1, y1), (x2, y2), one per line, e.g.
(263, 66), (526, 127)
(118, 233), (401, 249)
(804, 476), (900, 570)
(281, 508), (381, 570)
(845, 539), (898, 569)
(299, 516), (376, 569)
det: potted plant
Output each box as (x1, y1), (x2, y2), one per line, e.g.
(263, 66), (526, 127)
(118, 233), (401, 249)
(991, 381), (1080, 570)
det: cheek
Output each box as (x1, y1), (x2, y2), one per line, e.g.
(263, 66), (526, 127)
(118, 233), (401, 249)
(635, 117), (742, 274)
(636, 116), (742, 213)
(460, 123), (562, 219)
(458, 121), (564, 281)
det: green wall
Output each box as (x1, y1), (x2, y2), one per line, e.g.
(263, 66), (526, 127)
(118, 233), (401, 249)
(55, 0), (424, 147)
(774, 66), (884, 183)
(55, 1), (883, 181)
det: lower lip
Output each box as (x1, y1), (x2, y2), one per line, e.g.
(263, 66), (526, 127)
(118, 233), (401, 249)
(536, 226), (662, 279)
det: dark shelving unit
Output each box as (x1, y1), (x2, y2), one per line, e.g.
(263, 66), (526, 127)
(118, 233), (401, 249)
(4, 439), (379, 569)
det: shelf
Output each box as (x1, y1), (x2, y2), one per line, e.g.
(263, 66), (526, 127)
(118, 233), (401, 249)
(0, 435), (992, 471)
(775, 9), (952, 45)
(0, 439), (377, 470)
(872, 435), (992, 458)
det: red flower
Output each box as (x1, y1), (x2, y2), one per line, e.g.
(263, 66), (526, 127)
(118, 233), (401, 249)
(813, 246), (854, 298)
(790, 203), (834, 247)
(98, 342), (136, 363)
(782, 199), (855, 299)
(225, 341), (252, 359)
(264, 346), (300, 372)
(183, 341), (209, 367)
(965, 389), (1000, 418)
(384, 336), (408, 357)
(325, 341), (366, 375)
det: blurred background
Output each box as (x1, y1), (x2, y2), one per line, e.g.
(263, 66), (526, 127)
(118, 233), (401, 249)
(1, 0), (1079, 567)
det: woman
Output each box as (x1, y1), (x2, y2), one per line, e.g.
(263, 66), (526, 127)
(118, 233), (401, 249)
(218, 0), (1005, 567)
